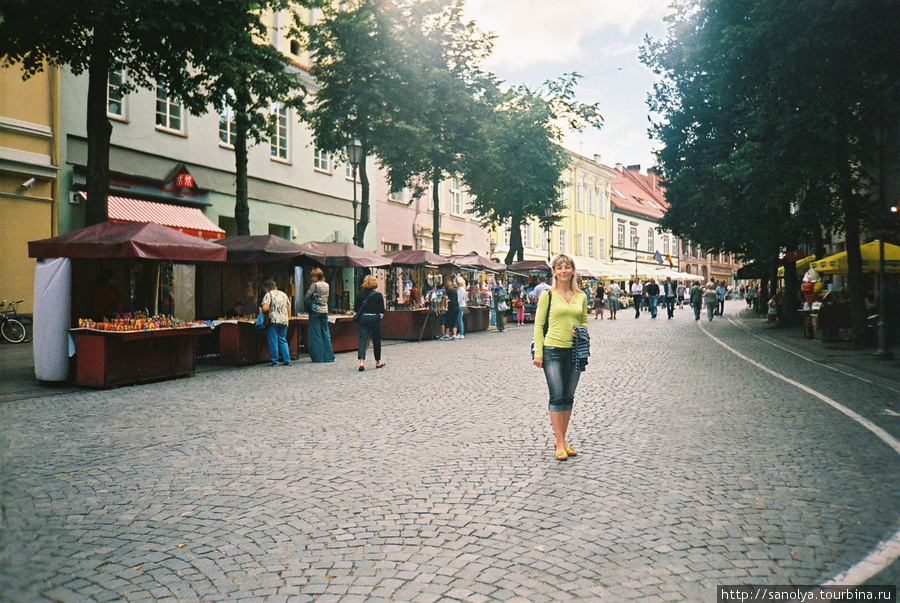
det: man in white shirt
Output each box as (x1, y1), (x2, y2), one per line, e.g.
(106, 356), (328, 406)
(631, 278), (644, 318)
(456, 277), (467, 339)
(533, 276), (551, 301)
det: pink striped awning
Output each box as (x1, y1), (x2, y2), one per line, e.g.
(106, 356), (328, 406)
(78, 193), (226, 240)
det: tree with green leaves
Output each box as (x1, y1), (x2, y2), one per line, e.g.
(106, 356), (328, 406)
(463, 75), (603, 265)
(296, 0), (400, 247)
(370, 0), (494, 255)
(204, 10), (305, 236)
(643, 0), (900, 338)
(0, 0), (291, 227)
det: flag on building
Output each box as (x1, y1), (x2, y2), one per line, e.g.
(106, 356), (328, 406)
(666, 253), (674, 267)
(653, 250), (664, 264)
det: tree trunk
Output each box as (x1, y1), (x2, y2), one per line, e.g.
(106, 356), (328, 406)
(504, 214), (523, 265)
(85, 35), (113, 226)
(836, 115), (868, 344)
(781, 259), (799, 327)
(432, 168), (441, 255)
(234, 89), (251, 236)
(356, 148), (370, 248)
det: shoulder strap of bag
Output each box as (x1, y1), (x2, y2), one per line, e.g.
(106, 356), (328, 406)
(358, 289), (375, 314)
(543, 290), (552, 336)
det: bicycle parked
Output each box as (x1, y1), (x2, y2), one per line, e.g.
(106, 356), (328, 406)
(0, 299), (31, 343)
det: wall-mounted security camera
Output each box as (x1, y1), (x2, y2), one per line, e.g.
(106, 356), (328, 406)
(21, 178), (36, 189)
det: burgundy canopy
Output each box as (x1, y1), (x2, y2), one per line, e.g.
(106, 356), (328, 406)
(28, 221), (227, 262)
(217, 234), (306, 263)
(508, 259), (551, 273)
(383, 249), (452, 267)
(448, 251), (505, 271)
(298, 242), (392, 268)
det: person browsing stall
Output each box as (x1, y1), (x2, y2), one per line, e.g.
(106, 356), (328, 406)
(355, 274), (385, 371)
(533, 254), (589, 462)
(261, 278), (291, 366)
(306, 268), (335, 362)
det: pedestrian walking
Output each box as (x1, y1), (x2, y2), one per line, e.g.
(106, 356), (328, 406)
(645, 278), (660, 318)
(663, 277), (678, 319)
(513, 290), (526, 325)
(355, 275), (385, 371)
(533, 253), (589, 461)
(306, 268), (335, 363)
(704, 282), (718, 321)
(689, 281), (703, 320)
(631, 278), (643, 318)
(716, 281), (727, 316)
(594, 282), (605, 319)
(677, 282), (686, 309)
(261, 278), (291, 366)
(493, 282), (507, 332)
(456, 277), (467, 339)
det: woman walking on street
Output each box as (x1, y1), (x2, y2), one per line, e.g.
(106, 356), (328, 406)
(594, 282), (605, 319)
(261, 278), (291, 366)
(607, 282), (620, 319)
(306, 268), (335, 362)
(355, 274), (385, 371)
(533, 254), (589, 461)
(703, 282), (718, 321)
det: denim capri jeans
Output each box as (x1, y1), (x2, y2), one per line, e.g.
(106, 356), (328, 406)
(542, 346), (580, 412)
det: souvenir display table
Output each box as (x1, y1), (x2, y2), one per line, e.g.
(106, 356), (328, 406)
(295, 314), (358, 352)
(382, 308), (442, 341)
(71, 324), (211, 388)
(216, 318), (301, 365)
(463, 306), (491, 332)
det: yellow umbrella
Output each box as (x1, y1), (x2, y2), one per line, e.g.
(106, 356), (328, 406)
(777, 255), (816, 277)
(809, 240), (900, 274)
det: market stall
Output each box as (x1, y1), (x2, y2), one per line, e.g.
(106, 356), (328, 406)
(447, 252), (505, 333)
(506, 260), (551, 322)
(203, 234), (306, 365)
(295, 241), (393, 351)
(381, 249), (452, 341)
(28, 221), (226, 386)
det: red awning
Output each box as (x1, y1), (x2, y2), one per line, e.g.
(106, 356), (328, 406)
(78, 193), (225, 240)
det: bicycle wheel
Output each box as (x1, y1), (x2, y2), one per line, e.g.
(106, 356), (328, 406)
(1, 318), (26, 343)
(17, 315), (33, 342)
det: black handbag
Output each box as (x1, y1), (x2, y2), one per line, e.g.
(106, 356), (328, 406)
(531, 290), (552, 359)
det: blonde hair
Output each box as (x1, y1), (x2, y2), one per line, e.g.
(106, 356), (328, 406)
(361, 275), (378, 289)
(551, 254), (578, 293)
(456, 276), (466, 288)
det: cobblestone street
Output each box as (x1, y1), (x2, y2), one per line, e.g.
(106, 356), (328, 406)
(2, 302), (900, 602)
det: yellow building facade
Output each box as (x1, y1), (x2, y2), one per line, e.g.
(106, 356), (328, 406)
(0, 64), (59, 313)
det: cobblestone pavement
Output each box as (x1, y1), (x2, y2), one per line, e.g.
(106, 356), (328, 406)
(1, 302), (899, 602)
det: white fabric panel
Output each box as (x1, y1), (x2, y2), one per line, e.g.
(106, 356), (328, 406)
(174, 263), (196, 321)
(33, 257), (72, 382)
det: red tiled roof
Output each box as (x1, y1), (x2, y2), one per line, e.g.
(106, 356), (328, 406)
(608, 167), (668, 220)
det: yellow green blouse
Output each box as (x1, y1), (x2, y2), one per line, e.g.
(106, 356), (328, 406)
(533, 289), (589, 359)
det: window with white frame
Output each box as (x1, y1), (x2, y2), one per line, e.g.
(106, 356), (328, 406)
(598, 186), (607, 217)
(314, 148), (331, 172)
(598, 236), (607, 259)
(559, 182), (568, 207)
(559, 228), (568, 254)
(587, 234), (595, 258)
(108, 69), (126, 117)
(587, 187), (594, 214)
(219, 105), (236, 146)
(450, 178), (462, 215)
(630, 227), (638, 249)
(522, 221), (533, 248)
(541, 225), (550, 252)
(155, 86), (183, 132)
(663, 236), (670, 255)
(576, 232), (584, 256)
(618, 224), (625, 248)
(270, 104), (289, 160)
(388, 188), (406, 204)
(576, 183), (584, 211)
(503, 220), (511, 246)
(647, 228), (654, 253)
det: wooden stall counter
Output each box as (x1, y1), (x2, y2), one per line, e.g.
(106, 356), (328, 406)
(72, 325), (211, 388)
(382, 308), (442, 341)
(295, 314), (359, 353)
(217, 318), (301, 365)
(464, 306), (491, 332)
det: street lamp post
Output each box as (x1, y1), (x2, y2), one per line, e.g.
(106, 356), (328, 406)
(634, 235), (640, 279)
(543, 205), (554, 262)
(346, 138), (363, 247)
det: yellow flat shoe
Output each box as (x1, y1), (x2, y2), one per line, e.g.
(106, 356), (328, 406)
(565, 446), (578, 457)
(555, 449), (568, 461)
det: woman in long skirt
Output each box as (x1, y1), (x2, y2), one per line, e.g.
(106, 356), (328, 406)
(306, 267), (335, 362)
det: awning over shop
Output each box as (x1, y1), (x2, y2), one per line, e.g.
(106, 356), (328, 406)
(507, 260), (551, 273)
(810, 240), (900, 274)
(777, 255), (816, 277)
(28, 221), (227, 262)
(448, 252), (505, 272)
(216, 234), (305, 263)
(77, 193), (225, 240)
(298, 241), (393, 268)
(383, 249), (453, 267)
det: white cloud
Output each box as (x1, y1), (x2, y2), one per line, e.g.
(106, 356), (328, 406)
(464, 0), (670, 70)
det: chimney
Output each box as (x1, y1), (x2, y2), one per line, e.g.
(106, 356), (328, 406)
(615, 162), (625, 172)
(593, 153), (602, 164)
(647, 172), (659, 190)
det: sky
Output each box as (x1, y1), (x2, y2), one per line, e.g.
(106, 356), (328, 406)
(462, 0), (671, 172)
